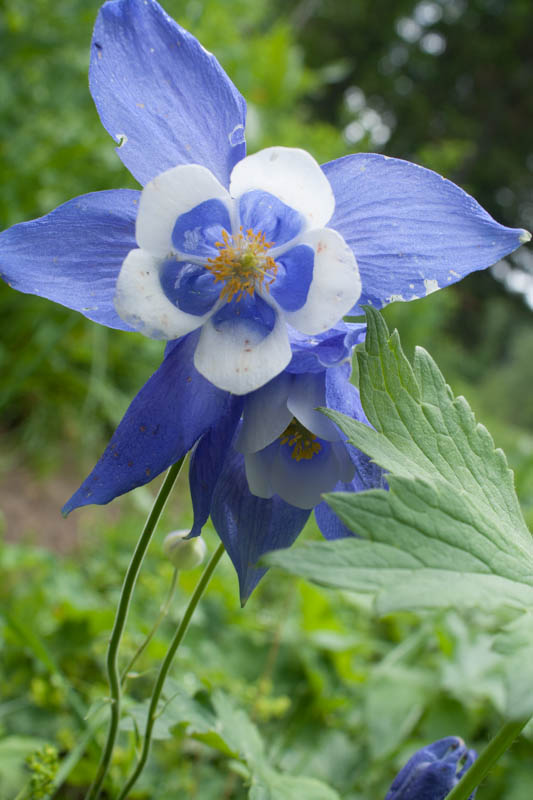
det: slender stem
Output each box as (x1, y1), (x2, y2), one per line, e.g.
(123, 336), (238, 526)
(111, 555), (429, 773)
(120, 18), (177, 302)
(84, 458), (185, 800)
(116, 541), (226, 800)
(121, 567), (179, 685)
(446, 717), (530, 800)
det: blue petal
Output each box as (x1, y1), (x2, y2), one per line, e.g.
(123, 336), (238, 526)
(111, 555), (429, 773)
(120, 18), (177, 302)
(323, 153), (529, 315)
(188, 396), (243, 538)
(271, 244), (314, 312)
(63, 332), (233, 513)
(238, 190), (303, 247)
(210, 446), (310, 604)
(287, 322), (366, 373)
(160, 260), (220, 315)
(172, 198), (232, 258)
(90, 0), (247, 187)
(0, 190), (139, 330)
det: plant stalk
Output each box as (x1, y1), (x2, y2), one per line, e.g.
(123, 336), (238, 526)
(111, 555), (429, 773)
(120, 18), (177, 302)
(121, 566), (179, 685)
(116, 541), (226, 800)
(446, 717), (530, 800)
(84, 458), (185, 800)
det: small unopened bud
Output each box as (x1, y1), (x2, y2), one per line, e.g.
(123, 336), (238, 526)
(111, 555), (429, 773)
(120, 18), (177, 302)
(163, 530), (207, 571)
(385, 736), (478, 799)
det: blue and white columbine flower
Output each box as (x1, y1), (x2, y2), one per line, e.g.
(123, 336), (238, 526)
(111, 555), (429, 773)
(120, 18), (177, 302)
(235, 368), (357, 510)
(0, 0), (530, 593)
(116, 147), (360, 393)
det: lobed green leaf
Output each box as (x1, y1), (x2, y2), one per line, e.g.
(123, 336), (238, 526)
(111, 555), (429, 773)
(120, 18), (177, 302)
(265, 307), (533, 625)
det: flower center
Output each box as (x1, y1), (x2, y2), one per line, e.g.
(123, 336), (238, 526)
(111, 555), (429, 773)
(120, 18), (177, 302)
(280, 418), (322, 461)
(205, 227), (278, 303)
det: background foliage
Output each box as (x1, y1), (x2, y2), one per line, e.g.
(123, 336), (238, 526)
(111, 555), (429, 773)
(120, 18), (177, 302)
(1, 0), (532, 797)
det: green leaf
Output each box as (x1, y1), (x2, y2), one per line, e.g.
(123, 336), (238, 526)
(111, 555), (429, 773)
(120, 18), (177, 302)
(493, 613), (533, 718)
(364, 667), (431, 758)
(210, 690), (265, 767)
(250, 767), (340, 800)
(265, 307), (533, 619)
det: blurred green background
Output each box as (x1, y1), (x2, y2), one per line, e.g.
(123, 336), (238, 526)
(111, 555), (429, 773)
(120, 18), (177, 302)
(1, 0), (533, 797)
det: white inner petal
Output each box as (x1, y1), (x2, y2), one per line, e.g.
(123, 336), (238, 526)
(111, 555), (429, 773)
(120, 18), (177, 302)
(136, 164), (231, 257)
(270, 444), (341, 509)
(230, 147), (335, 231)
(332, 441), (356, 483)
(235, 372), (293, 454)
(114, 248), (212, 339)
(244, 449), (276, 499)
(284, 228), (361, 335)
(193, 302), (291, 395)
(287, 373), (340, 441)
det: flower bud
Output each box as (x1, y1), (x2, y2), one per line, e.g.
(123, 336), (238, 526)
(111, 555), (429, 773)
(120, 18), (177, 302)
(385, 736), (478, 800)
(163, 530), (207, 571)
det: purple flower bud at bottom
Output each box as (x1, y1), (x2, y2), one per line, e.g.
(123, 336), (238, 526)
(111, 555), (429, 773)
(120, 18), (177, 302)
(386, 736), (478, 800)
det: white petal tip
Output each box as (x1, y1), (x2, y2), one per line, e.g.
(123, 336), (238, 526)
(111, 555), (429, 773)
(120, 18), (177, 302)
(519, 229), (532, 244)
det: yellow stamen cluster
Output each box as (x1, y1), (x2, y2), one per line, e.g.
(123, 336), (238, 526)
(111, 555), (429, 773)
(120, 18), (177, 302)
(280, 419), (322, 462)
(205, 227), (278, 303)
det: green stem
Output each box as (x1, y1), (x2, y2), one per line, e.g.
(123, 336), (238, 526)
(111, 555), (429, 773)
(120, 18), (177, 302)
(116, 541), (226, 800)
(446, 717), (530, 800)
(121, 567), (179, 685)
(84, 458), (185, 800)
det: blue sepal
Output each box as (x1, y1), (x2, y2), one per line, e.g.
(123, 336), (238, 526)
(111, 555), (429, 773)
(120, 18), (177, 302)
(287, 322), (366, 373)
(210, 444), (310, 604)
(63, 332), (233, 513)
(0, 190), (139, 330)
(188, 396), (244, 538)
(323, 153), (528, 316)
(90, 0), (246, 187)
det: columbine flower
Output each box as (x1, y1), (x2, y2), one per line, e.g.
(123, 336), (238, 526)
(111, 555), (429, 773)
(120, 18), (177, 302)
(235, 367), (359, 510)
(0, 0), (530, 592)
(116, 147), (361, 393)
(385, 737), (477, 800)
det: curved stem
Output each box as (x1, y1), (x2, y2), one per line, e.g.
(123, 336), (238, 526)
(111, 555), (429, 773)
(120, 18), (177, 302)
(84, 458), (185, 800)
(446, 717), (530, 800)
(116, 541), (226, 800)
(121, 567), (179, 686)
